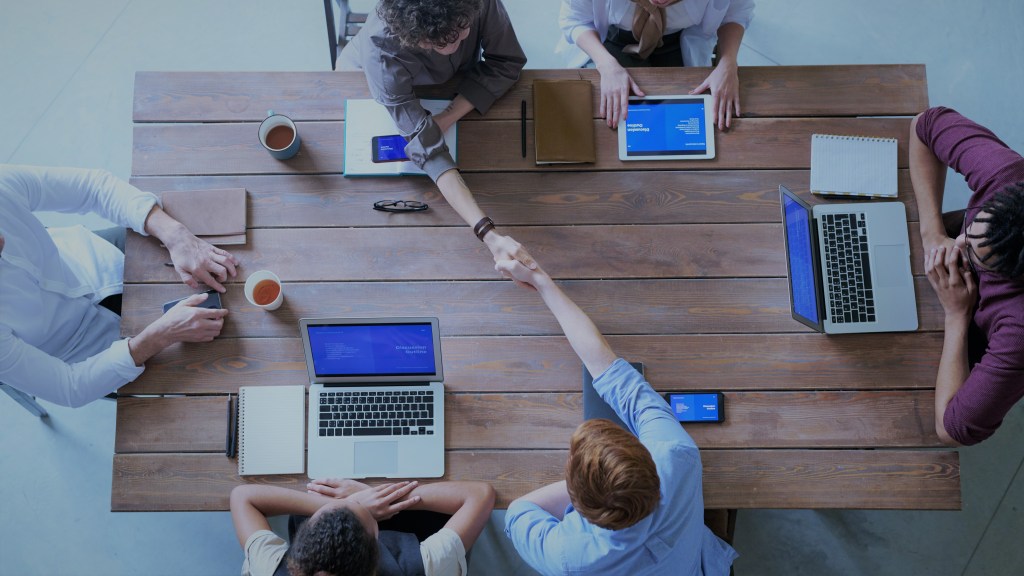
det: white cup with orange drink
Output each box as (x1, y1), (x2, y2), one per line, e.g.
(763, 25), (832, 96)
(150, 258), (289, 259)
(244, 270), (283, 311)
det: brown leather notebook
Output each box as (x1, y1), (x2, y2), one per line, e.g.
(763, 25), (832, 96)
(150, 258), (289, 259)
(533, 79), (596, 165)
(160, 188), (247, 245)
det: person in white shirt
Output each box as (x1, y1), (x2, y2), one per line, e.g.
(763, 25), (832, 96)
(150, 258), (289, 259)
(0, 164), (239, 408)
(557, 0), (755, 130)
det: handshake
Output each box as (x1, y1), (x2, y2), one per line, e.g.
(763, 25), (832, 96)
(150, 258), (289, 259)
(488, 237), (549, 292)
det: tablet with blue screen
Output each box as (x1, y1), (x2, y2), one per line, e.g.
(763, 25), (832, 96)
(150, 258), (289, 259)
(617, 95), (715, 161)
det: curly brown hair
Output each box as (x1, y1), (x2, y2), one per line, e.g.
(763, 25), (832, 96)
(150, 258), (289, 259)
(565, 418), (661, 530)
(286, 507), (378, 576)
(376, 0), (483, 49)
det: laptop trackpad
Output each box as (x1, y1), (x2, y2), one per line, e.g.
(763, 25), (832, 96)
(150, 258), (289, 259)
(354, 441), (398, 477)
(873, 245), (911, 287)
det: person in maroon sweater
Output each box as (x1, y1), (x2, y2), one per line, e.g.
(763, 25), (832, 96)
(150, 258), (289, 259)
(910, 106), (1024, 446)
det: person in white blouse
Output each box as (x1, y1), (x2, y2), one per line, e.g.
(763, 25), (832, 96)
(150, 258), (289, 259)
(0, 165), (240, 408)
(557, 0), (755, 130)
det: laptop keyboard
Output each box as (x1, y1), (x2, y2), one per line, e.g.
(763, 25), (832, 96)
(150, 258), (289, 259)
(820, 213), (876, 324)
(318, 390), (435, 437)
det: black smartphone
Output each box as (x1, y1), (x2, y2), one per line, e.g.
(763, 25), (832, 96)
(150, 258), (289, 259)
(162, 289), (223, 314)
(371, 134), (409, 163)
(664, 392), (725, 423)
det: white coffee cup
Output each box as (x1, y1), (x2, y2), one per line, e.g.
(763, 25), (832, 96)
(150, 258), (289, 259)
(244, 270), (284, 311)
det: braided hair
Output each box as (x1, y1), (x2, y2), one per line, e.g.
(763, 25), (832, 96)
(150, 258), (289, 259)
(971, 182), (1024, 278)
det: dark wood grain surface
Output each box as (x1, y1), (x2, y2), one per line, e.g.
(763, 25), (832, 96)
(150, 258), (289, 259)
(117, 66), (957, 512)
(131, 117), (912, 176)
(134, 66), (928, 122)
(112, 449), (960, 511)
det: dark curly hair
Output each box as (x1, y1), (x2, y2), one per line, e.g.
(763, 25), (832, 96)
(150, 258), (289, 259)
(970, 182), (1024, 278)
(377, 0), (483, 49)
(286, 507), (378, 576)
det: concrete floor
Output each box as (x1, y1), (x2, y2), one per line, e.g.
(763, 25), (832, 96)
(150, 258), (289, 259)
(2, 1), (1023, 574)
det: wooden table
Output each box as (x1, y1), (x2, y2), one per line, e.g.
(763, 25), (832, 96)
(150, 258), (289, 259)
(114, 66), (961, 512)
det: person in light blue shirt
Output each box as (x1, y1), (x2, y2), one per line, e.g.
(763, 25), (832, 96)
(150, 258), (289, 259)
(495, 256), (738, 576)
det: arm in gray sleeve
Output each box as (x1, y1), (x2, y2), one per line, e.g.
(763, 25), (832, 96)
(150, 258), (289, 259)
(365, 56), (458, 182)
(457, 0), (527, 115)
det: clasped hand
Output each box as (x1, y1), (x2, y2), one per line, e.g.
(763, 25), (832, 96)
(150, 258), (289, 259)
(925, 243), (978, 319)
(307, 478), (421, 521)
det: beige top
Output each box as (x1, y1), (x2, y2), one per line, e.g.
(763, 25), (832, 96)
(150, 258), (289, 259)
(241, 527), (467, 576)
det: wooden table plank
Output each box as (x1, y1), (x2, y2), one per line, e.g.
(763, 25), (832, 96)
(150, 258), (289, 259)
(119, 278), (945, 338)
(131, 117), (912, 176)
(124, 222), (929, 283)
(133, 66), (927, 123)
(115, 390), (943, 454)
(129, 169), (921, 227)
(117, 333), (943, 395)
(125, 224), (788, 282)
(111, 449), (959, 511)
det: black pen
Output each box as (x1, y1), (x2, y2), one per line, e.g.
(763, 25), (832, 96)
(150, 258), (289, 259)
(226, 393), (238, 458)
(520, 99), (527, 158)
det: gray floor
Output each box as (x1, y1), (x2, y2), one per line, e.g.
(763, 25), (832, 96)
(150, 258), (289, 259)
(2, 1), (1023, 575)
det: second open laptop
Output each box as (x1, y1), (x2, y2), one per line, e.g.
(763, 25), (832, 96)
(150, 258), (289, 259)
(301, 317), (445, 479)
(779, 185), (918, 334)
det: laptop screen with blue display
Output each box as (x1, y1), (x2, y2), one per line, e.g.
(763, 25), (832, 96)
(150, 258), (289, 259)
(307, 322), (437, 378)
(782, 192), (821, 325)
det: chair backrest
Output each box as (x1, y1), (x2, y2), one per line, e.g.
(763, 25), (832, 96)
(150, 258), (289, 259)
(324, 0), (340, 71)
(0, 382), (49, 418)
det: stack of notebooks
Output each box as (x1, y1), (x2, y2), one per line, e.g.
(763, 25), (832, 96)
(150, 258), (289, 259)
(810, 133), (898, 198)
(533, 79), (595, 165)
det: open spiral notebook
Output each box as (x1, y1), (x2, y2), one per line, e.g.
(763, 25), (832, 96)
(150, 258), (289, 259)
(237, 385), (305, 476)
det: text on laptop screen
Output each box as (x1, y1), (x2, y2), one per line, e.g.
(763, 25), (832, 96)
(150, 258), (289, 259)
(307, 323), (436, 378)
(625, 99), (707, 156)
(783, 194), (821, 324)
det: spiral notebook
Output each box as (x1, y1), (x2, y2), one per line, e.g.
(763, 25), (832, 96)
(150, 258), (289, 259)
(810, 134), (898, 198)
(237, 385), (305, 476)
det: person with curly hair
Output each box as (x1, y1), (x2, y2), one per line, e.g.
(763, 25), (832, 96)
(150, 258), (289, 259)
(557, 0), (755, 130)
(910, 106), (1024, 446)
(497, 255), (737, 576)
(231, 478), (494, 576)
(339, 0), (533, 274)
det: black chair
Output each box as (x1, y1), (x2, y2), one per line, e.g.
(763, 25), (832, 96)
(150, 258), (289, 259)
(324, 0), (369, 70)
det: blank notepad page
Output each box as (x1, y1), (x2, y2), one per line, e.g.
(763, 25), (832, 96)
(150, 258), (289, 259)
(237, 385), (305, 476)
(810, 134), (898, 198)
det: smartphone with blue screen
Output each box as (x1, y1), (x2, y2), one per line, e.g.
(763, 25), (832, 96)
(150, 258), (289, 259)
(664, 392), (724, 423)
(371, 134), (409, 163)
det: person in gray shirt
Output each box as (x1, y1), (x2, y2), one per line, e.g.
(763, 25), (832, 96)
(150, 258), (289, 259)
(340, 0), (535, 270)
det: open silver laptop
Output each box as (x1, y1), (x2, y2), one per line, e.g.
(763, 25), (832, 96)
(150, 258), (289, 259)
(779, 185), (917, 334)
(301, 317), (445, 479)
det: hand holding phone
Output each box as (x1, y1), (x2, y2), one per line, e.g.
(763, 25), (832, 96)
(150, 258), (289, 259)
(163, 289), (223, 314)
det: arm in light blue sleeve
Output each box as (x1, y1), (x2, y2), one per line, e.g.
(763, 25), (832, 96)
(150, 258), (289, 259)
(4, 165), (158, 234)
(0, 327), (143, 408)
(593, 358), (695, 448)
(560, 0), (600, 45)
(504, 501), (566, 576)
(723, 0), (755, 29)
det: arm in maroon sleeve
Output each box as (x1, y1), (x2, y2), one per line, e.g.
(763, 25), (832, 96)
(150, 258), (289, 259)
(915, 106), (1024, 205)
(944, 353), (1024, 446)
